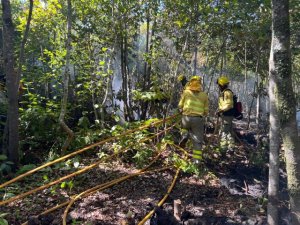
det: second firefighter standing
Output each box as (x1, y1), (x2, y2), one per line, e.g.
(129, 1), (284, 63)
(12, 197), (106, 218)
(216, 76), (235, 152)
(178, 76), (209, 164)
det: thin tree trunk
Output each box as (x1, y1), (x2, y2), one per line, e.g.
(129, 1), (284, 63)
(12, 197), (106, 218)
(1, 120), (8, 156)
(192, 3), (198, 76)
(270, 0), (300, 224)
(120, 34), (133, 121)
(193, 46), (197, 75)
(124, 30), (134, 120)
(100, 52), (114, 127)
(141, 11), (150, 120)
(267, 61), (280, 225)
(165, 28), (189, 117)
(143, 12), (150, 90)
(206, 40), (226, 93)
(255, 53), (260, 125)
(17, 0), (33, 84)
(1, 0), (19, 166)
(59, 0), (74, 152)
(121, 37), (128, 120)
(220, 49), (224, 75)
(256, 81), (260, 125)
(246, 84), (256, 130)
(244, 41), (247, 95)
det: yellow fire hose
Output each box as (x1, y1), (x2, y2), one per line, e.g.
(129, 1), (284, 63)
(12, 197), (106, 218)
(62, 144), (169, 224)
(0, 114), (179, 189)
(137, 144), (188, 225)
(137, 168), (181, 225)
(21, 167), (171, 225)
(21, 143), (170, 225)
(0, 125), (175, 206)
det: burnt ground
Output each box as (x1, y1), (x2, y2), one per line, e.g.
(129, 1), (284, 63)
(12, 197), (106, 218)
(0, 121), (291, 225)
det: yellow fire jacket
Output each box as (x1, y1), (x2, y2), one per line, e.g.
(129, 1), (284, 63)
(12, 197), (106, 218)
(178, 90), (209, 116)
(218, 89), (234, 112)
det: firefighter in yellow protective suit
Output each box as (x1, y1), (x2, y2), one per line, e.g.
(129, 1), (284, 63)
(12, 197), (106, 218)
(178, 76), (209, 164)
(216, 76), (235, 152)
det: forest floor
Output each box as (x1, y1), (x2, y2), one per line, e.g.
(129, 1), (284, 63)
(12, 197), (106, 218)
(0, 120), (290, 225)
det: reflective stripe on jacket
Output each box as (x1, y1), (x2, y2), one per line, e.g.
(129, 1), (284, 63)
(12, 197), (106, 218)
(178, 90), (209, 116)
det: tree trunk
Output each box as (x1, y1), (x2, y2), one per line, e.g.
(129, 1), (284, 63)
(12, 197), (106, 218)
(141, 12), (150, 120)
(267, 66), (280, 225)
(120, 36), (130, 121)
(246, 84), (256, 130)
(17, 0), (33, 84)
(59, 0), (74, 152)
(100, 53), (114, 127)
(165, 29), (189, 117)
(270, 0), (300, 224)
(193, 46), (197, 75)
(255, 53), (260, 125)
(1, 0), (19, 166)
(124, 30), (134, 121)
(244, 41), (247, 94)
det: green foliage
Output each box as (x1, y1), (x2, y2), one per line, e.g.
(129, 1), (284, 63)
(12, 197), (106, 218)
(97, 151), (108, 159)
(0, 155), (14, 179)
(132, 146), (153, 168)
(71, 219), (84, 225)
(7, 0), (292, 181)
(171, 153), (200, 175)
(250, 138), (269, 167)
(73, 130), (101, 147)
(2, 192), (16, 201)
(78, 115), (90, 130)
(111, 124), (126, 136)
(0, 213), (9, 225)
(16, 164), (37, 176)
(60, 181), (74, 191)
(19, 92), (61, 155)
(132, 89), (169, 102)
(50, 156), (81, 172)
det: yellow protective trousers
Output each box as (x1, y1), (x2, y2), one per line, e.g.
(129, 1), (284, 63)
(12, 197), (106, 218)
(181, 115), (204, 160)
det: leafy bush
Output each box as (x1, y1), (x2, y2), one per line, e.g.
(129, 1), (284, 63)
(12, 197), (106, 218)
(19, 94), (61, 156)
(171, 153), (201, 175)
(133, 146), (153, 168)
(0, 155), (14, 180)
(0, 213), (9, 225)
(16, 164), (37, 176)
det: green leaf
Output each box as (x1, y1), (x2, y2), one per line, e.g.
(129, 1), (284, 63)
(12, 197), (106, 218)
(101, 47), (108, 52)
(61, 182), (66, 189)
(144, 118), (159, 126)
(43, 175), (49, 181)
(0, 155), (7, 161)
(0, 218), (9, 225)
(16, 164), (37, 175)
(67, 181), (74, 190)
(3, 192), (15, 200)
(174, 20), (183, 28)
(84, 136), (91, 144)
